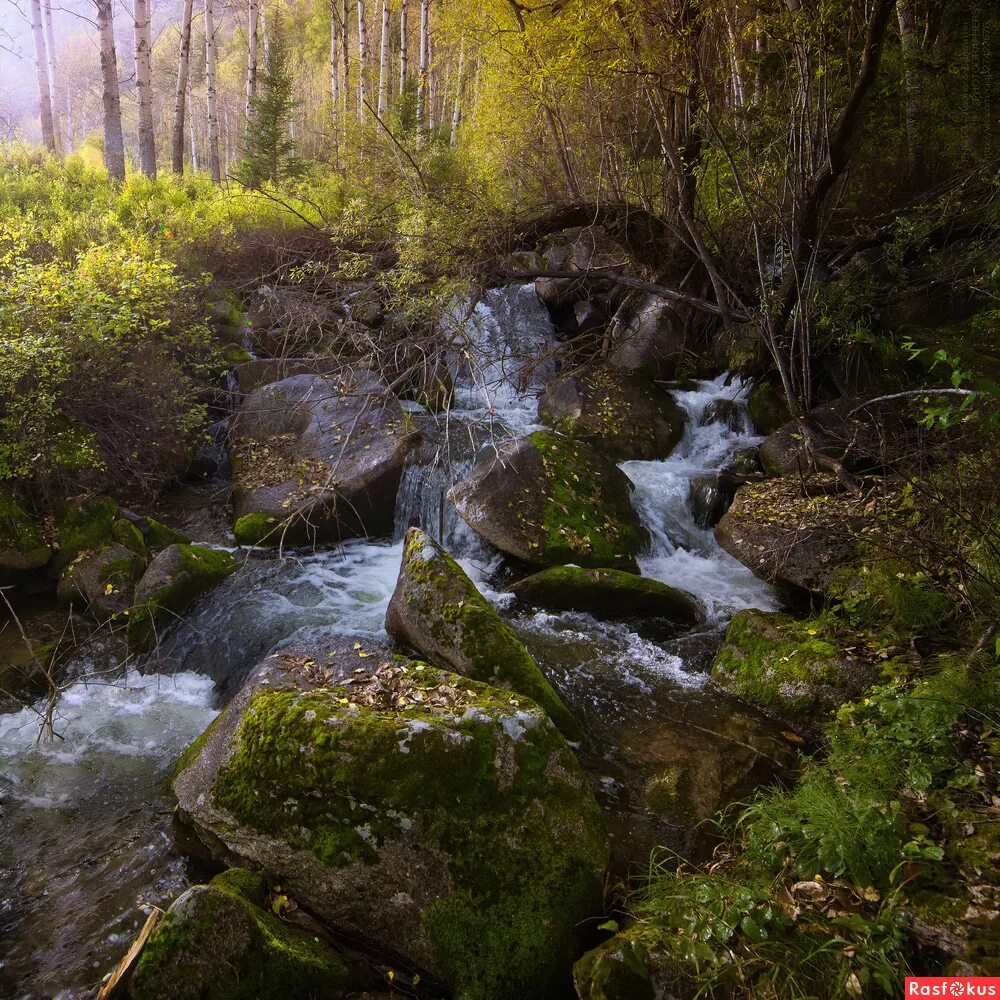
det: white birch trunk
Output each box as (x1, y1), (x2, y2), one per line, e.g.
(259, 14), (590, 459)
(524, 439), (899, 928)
(246, 0), (259, 127)
(29, 0), (56, 154)
(357, 0), (369, 120)
(450, 36), (464, 147)
(95, 0), (125, 179)
(416, 0), (428, 143)
(42, 0), (63, 153)
(134, 0), (156, 176)
(399, 0), (408, 94)
(376, 0), (390, 117)
(172, 0), (194, 173)
(205, 0), (221, 182)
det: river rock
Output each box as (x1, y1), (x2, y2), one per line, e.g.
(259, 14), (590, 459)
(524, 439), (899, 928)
(229, 371), (418, 546)
(234, 356), (342, 393)
(53, 496), (119, 572)
(724, 446), (763, 477)
(688, 473), (738, 529)
(56, 543), (145, 621)
(711, 609), (878, 719)
(131, 869), (349, 1000)
(535, 225), (635, 311)
(0, 489), (50, 582)
(607, 293), (687, 378)
(715, 478), (862, 597)
(701, 397), (747, 432)
(127, 543), (239, 651)
(747, 379), (792, 434)
(385, 528), (579, 738)
(173, 640), (610, 1000)
(249, 286), (344, 357)
(448, 431), (645, 572)
(511, 566), (704, 628)
(538, 368), (685, 461)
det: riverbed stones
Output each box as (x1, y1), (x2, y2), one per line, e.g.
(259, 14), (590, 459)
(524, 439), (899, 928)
(448, 431), (645, 571)
(233, 356), (342, 393)
(386, 528), (579, 739)
(131, 869), (348, 1000)
(127, 543), (239, 651)
(56, 543), (145, 621)
(229, 371), (419, 546)
(534, 225), (635, 312)
(0, 489), (50, 581)
(688, 473), (739, 529)
(173, 640), (610, 1000)
(607, 293), (687, 378)
(511, 566), (704, 628)
(538, 368), (685, 461)
(711, 609), (878, 718)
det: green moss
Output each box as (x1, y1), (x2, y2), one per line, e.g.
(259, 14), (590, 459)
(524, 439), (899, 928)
(55, 496), (118, 567)
(219, 343), (253, 365)
(234, 512), (283, 546)
(747, 380), (791, 435)
(529, 431), (642, 570)
(141, 516), (190, 551)
(128, 544), (238, 651)
(0, 488), (50, 568)
(97, 549), (146, 587)
(132, 868), (348, 1000)
(199, 669), (608, 1000)
(112, 518), (148, 558)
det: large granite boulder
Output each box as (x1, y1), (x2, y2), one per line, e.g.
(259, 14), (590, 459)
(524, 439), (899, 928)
(448, 432), (645, 572)
(534, 225), (635, 312)
(233, 356), (342, 393)
(229, 371), (419, 546)
(538, 368), (685, 461)
(386, 528), (579, 738)
(173, 641), (609, 1000)
(131, 868), (349, 999)
(511, 566), (704, 629)
(56, 543), (145, 621)
(607, 293), (687, 379)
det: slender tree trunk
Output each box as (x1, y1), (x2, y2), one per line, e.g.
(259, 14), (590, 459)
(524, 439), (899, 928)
(205, 0), (222, 182)
(188, 77), (198, 169)
(96, 0), (126, 180)
(29, 0), (56, 154)
(171, 0), (194, 173)
(416, 0), (429, 142)
(428, 35), (436, 130)
(357, 0), (369, 120)
(246, 0), (260, 124)
(377, 0), (390, 116)
(450, 35), (464, 147)
(261, 5), (270, 66)
(42, 0), (63, 153)
(399, 0), (408, 94)
(896, 0), (926, 186)
(134, 0), (156, 176)
(330, 0), (340, 157)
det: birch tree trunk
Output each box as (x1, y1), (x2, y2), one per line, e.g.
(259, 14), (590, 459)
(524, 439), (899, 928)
(450, 36), (464, 147)
(96, 0), (126, 180)
(171, 0), (194, 173)
(134, 0), (156, 176)
(29, 0), (56, 154)
(205, 0), (222, 182)
(399, 0), (408, 94)
(377, 0), (390, 116)
(330, 2), (339, 111)
(357, 0), (369, 120)
(188, 77), (198, 169)
(416, 0), (429, 143)
(42, 0), (63, 153)
(246, 0), (259, 124)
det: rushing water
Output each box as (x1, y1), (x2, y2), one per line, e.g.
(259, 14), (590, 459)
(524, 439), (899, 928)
(0, 285), (787, 997)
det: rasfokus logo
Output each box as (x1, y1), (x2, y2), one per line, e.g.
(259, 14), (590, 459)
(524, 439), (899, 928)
(906, 980), (1000, 997)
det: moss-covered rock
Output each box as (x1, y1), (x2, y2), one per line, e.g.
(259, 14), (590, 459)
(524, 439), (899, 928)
(53, 496), (118, 571)
(127, 544), (238, 651)
(385, 528), (579, 739)
(57, 543), (146, 622)
(511, 565), (704, 629)
(538, 368), (685, 461)
(0, 488), (50, 579)
(137, 515), (191, 551)
(131, 868), (349, 999)
(747, 379), (791, 435)
(448, 431), (645, 571)
(711, 610), (878, 719)
(173, 642), (610, 1000)
(112, 518), (149, 558)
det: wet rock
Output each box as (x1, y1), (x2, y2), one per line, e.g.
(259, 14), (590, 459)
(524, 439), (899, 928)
(206, 298), (246, 345)
(535, 225), (635, 311)
(711, 609), (878, 719)
(131, 868), (349, 999)
(386, 528), (579, 738)
(127, 544), (239, 651)
(573, 300), (610, 335)
(173, 640), (609, 1000)
(229, 372), (419, 546)
(56, 543), (145, 621)
(607, 293), (686, 378)
(234, 356), (342, 393)
(574, 924), (695, 1000)
(688, 474), (738, 529)
(118, 511), (191, 552)
(538, 368), (685, 461)
(0, 489), (51, 582)
(724, 446), (763, 477)
(53, 496), (119, 572)
(715, 478), (862, 598)
(448, 431), (645, 572)
(700, 398), (746, 432)
(747, 379), (792, 435)
(511, 566), (704, 629)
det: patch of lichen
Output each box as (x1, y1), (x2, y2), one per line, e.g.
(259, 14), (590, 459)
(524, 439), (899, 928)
(529, 431), (641, 569)
(202, 668), (608, 999)
(127, 544), (238, 650)
(711, 609), (878, 718)
(401, 531), (579, 739)
(131, 868), (348, 1000)
(0, 489), (50, 566)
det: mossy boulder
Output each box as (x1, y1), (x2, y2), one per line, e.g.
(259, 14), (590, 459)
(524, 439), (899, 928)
(711, 610), (878, 719)
(448, 431), (645, 572)
(385, 528), (579, 739)
(0, 489), (50, 580)
(511, 566), (704, 629)
(53, 496), (119, 571)
(57, 543), (146, 622)
(112, 518), (149, 558)
(747, 379), (791, 435)
(173, 641), (610, 1000)
(229, 372), (419, 546)
(538, 368), (685, 461)
(131, 868), (349, 999)
(127, 544), (239, 651)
